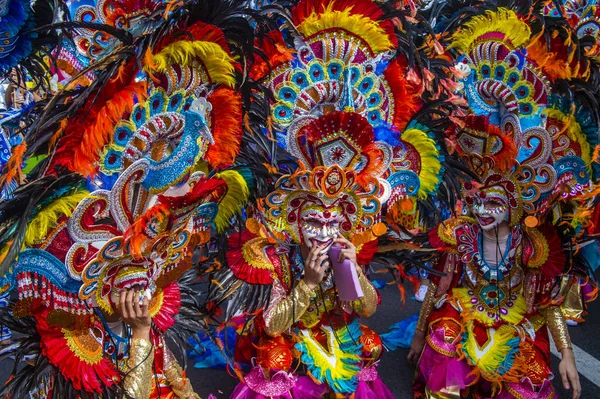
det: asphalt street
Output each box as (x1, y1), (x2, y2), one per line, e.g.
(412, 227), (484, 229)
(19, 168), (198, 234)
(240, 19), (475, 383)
(2, 275), (600, 398)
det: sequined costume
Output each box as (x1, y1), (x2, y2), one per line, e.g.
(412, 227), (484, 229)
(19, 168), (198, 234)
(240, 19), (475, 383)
(413, 219), (571, 398)
(410, 3), (600, 398)
(222, 229), (386, 398)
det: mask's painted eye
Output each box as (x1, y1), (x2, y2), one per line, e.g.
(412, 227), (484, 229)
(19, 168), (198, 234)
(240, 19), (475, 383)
(303, 219), (323, 229)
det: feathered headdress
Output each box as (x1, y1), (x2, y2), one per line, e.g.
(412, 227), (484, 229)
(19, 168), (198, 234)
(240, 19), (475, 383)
(450, 7), (599, 227)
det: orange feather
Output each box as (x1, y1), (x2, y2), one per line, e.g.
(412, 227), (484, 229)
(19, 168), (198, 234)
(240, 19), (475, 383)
(205, 87), (243, 169)
(51, 61), (148, 177)
(0, 142), (27, 189)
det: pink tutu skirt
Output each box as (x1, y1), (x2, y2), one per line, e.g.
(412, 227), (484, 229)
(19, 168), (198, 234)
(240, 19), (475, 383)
(230, 365), (394, 399)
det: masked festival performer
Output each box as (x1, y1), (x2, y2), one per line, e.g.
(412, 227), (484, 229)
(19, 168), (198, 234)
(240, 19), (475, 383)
(204, 0), (468, 396)
(408, 5), (600, 398)
(206, 1), (396, 397)
(0, 0), (259, 397)
(543, 0), (600, 328)
(213, 112), (392, 398)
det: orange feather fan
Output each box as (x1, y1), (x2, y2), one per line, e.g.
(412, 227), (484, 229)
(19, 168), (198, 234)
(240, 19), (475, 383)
(51, 60), (148, 177)
(205, 87), (243, 169)
(526, 31), (589, 81)
(384, 58), (423, 132)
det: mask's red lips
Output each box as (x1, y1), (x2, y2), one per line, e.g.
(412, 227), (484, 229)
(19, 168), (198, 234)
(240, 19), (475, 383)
(476, 215), (495, 226)
(310, 237), (333, 246)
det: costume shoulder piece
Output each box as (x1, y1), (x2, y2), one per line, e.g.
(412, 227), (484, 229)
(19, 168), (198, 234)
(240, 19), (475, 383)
(522, 224), (566, 283)
(431, 216), (478, 248)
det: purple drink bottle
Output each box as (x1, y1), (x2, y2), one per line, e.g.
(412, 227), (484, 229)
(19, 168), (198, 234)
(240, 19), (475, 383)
(328, 245), (364, 301)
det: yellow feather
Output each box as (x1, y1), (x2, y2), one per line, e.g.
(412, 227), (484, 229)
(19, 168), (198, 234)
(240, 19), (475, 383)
(297, 3), (394, 54)
(214, 170), (249, 232)
(148, 41), (237, 88)
(459, 321), (526, 384)
(401, 127), (442, 199)
(298, 332), (360, 385)
(450, 8), (531, 53)
(24, 191), (90, 247)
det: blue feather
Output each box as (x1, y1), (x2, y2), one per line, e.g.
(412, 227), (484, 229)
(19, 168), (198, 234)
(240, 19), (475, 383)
(380, 314), (418, 351)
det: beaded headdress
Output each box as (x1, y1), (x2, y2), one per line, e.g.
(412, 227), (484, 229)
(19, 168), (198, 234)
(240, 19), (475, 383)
(255, 0), (459, 235)
(449, 8), (599, 227)
(252, 0), (414, 243)
(265, 111), (390, 244)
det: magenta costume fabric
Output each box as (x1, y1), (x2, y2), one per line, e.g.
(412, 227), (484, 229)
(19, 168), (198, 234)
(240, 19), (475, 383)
(230, 366), (394, 399)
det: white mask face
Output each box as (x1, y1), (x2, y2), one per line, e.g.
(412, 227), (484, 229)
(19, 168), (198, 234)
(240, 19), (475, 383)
(299, 207), (343, 254)
(472, 199), (508, 231)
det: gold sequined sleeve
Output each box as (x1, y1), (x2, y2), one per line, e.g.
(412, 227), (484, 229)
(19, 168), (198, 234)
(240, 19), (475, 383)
(541, 305), (572, 352)
(163, 346), (201, 399)
(416, 282), (438, 333)
(123, 338), (154, 399)
(350, 272), (378, 317)
(263, 278), (316, 337)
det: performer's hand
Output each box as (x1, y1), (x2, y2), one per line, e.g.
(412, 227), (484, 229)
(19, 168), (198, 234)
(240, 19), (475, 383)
(116, 288), (152, 341)
(559, 349), (581, 399)
(334, 234), (359, 274)
(304, 245), (329, 290)
(407, 329), (426, 364)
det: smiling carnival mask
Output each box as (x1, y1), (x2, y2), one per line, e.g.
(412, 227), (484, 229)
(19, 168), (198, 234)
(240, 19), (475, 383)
(464, 173), (522, 228)
(471, 194), (509, 231)
(299, 206), (343, 253)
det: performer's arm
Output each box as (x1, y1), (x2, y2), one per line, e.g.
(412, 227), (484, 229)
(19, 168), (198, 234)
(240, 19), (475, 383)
(349, 270), (378, 317)
(540, 305), (572, 351)
(163, 344), (202, 399)
(118, 288), (155, 399)
(416, 282), (438, 333)
(263, 278), (316, 336)
(123, 338), (154, 399)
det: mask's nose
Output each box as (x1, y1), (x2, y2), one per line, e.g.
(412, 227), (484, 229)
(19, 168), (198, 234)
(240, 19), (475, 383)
(319, 225), (329, 238)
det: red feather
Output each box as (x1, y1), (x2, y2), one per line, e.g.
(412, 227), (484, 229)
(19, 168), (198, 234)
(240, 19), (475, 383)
(384, 58), (423, 131)
(152, 283), (181, 332)
(36, 311), (119, 392)
(357, 238), (378, 265)
(250, 31), (295, 81)
(226, 231), (275, 285)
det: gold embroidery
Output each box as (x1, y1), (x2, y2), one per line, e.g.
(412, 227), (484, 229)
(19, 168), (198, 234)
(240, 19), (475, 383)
(524, 227), (549, 269)
(416, 283), (437, 332)
(264, 280), (316, 336)
(540, 305), (572, 351)
(425, 386), (461, 399)
(123, 338), (154, 399)
(63, 327), (104, 365)
(351, 273), (377, 317)
(242, 238), (276, 271)
(438, 217), (476, 246)
(164, 359), (202, 399)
